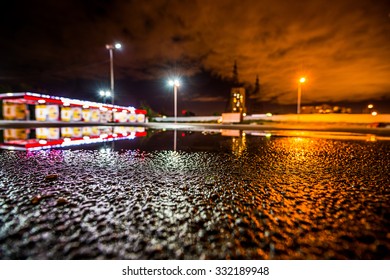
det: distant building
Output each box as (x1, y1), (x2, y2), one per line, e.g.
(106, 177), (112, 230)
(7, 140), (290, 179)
(227, 61), (247, 117)
(230, 87), (246, 115)
(301, 104), (352, 114)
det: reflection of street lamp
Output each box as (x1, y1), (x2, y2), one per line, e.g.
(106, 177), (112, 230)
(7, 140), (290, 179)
(99, 90), (111, 104)
(168, 79), (180, 123)
(297, 77), (306, 114)
(105, 43), (122, 106)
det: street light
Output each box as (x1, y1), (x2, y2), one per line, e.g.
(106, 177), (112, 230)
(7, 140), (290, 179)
(297, 77), (306, 114)
(99, 90), (111, 104)
(105, 43), (122, 106)
(168, 79), (180, 123)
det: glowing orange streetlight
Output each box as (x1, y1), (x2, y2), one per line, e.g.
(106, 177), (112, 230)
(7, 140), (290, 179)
(297, 77), (306, 114)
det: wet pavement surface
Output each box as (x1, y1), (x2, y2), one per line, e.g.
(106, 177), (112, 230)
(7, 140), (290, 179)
(0, 130), (389, 259)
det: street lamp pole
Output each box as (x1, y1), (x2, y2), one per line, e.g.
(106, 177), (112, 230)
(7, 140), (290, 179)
(174, 83), (178, 122)
(168, 79), (180, 123)
(297, 77), (305, 114)
(105, 43), (122, 107)
(108, 47), (114, 105)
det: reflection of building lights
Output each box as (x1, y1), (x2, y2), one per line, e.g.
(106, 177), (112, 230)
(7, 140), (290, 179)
(371, 111), (378, 116)
(367, 135), (377, 142)
(266, 113), (273, 117)
(265, 133), (272, 138)
(293, 137), (304, 142)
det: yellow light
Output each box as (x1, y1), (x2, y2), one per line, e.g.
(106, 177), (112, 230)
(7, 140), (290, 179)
(368, 104), (374, 109)
(299, 77), (306, 83)
(371, 111), (378, 116)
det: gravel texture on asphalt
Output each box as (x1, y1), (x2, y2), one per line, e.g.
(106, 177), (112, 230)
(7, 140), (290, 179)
(0, 133), (389, 259)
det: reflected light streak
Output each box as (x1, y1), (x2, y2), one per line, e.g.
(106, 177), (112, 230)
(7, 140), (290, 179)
(231, 133), (247, 157)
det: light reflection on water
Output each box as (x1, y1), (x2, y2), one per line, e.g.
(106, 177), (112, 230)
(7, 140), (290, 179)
(1, 126), (389, 152)
(0, 126), (389, 260)
(0, 126), (146, 151)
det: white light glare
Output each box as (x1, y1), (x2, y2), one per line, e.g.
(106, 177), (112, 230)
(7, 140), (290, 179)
(115, 43), (122, 49)
(99, 90), (111, 97)
(168, 79), (180, 87)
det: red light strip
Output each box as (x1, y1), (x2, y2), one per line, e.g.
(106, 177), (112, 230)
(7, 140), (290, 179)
(23, 93), (146, 114)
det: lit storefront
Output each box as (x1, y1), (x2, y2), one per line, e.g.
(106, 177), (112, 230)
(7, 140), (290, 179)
(0, 92), (147, 123)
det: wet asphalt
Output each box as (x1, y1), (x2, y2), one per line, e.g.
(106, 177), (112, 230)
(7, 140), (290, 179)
(0, 132), (389, 259)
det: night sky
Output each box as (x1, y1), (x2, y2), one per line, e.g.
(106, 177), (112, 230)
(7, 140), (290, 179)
(1, 0), (389, 115)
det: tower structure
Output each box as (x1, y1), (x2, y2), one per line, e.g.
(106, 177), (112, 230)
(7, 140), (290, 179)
(248, 74), (261, 113)
(228, 61), (246, 116)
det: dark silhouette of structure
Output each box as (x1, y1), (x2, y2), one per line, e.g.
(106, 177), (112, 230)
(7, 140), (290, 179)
(228, 61), (246, 116)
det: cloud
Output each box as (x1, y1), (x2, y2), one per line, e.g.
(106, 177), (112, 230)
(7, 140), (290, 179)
(190, 96), (227, 102)
(93, 0), (390, 104)
(1, 0), (389, 106)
